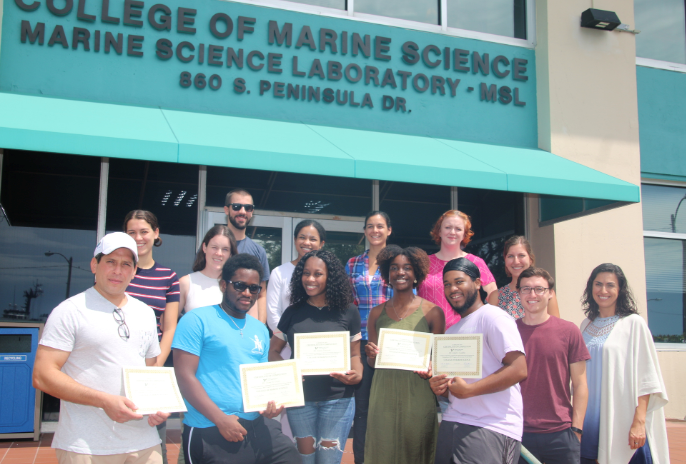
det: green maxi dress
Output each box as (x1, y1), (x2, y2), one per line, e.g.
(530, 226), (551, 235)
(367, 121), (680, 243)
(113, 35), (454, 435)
(364, 301), (438, 464)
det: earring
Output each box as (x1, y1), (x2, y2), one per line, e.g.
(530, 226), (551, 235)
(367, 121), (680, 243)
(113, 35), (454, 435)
(414, 279), (417, 284)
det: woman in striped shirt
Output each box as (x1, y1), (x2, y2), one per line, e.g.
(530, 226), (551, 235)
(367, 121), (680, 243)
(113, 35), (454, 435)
(124, 210), (181, 464)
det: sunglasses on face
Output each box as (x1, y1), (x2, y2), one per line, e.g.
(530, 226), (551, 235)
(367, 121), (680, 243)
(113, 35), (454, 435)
(228, 203), (255, 212)
(228, 280), (262, 294)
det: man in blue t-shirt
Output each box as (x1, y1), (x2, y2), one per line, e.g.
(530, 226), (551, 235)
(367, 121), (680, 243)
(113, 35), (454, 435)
(172, 254), (300, 464)
(224, 188), (270, 324)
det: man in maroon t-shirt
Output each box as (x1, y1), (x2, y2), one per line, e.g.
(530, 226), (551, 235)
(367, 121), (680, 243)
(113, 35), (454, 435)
(516, 267), (590, 464)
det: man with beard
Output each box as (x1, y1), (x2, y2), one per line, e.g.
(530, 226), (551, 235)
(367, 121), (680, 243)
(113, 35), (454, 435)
(172, 254), (300, 464)
(430, 257), (527, 464)
(224, 188), (269, 323)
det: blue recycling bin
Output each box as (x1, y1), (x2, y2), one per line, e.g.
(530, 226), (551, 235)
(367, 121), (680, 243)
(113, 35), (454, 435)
(0, 322), (43, 441)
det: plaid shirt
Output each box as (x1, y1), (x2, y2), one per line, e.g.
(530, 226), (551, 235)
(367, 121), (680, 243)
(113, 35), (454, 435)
(346, 250), (393, 340)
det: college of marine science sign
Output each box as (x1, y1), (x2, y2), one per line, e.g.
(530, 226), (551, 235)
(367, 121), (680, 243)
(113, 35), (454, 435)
(2, 0), (537, 146)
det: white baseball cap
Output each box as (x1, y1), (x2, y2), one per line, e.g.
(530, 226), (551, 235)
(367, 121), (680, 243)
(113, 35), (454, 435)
(94, 232), (138, 264)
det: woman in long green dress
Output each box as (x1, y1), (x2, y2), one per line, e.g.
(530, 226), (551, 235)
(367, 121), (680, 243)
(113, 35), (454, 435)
(364, 245), (446, 464)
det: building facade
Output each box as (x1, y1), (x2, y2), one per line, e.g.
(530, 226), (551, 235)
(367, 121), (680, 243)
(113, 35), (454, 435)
(0, 0), (684, 418)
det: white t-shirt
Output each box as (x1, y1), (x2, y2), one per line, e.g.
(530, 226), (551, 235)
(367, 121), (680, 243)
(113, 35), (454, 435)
(266, 262), (296, 333)
(184, 271), (222, 313)
(442, 304), (525, 441)
(40, 287), (161, 455)
(267, 262), (296, 359)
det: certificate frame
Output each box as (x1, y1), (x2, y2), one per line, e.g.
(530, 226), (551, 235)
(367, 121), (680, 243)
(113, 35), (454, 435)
(240, 360), (305, 413)
(375, 328), (433, 372)
(432, 334), (483, 378)
(294, 331), (350, 376)
(123, 366), (187, 415)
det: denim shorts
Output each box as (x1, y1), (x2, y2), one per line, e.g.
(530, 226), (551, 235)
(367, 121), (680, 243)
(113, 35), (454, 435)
(287, 397), (355, 464)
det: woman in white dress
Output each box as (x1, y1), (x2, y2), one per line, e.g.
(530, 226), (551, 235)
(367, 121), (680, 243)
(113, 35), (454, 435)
(178, 225), (238, 313)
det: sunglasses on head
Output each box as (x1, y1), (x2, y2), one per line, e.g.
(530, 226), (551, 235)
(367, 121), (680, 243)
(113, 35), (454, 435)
(228, 203), (255, 212)
(228, 280), (262, 294)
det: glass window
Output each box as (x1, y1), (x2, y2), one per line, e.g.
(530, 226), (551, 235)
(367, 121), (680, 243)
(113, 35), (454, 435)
(641, 184), (686, 233)
(287, 0), (345, 9)
(207, 167), (372, 217)
(635, 0), (686, 64)
(355, 0), (439, 25)
(460, 188), (524, 288)
(105, 159), (199, 279)
(378, 181), (450, 251)
(448, 0), (527, 39)
(0, 150), (100, 420)
(644, 237), (685, 342)
(0, 150), (99, 322)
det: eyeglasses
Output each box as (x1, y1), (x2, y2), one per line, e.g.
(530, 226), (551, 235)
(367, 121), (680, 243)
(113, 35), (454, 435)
(519, 286), (549, 295)
(228, 280), (262, 294)
(228, 203), (255, 212)
(113, 307), (130, 341)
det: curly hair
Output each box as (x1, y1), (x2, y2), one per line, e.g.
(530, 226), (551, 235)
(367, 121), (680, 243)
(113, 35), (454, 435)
(430, 210), (475, 247)
(376, 245), (430, 288)
(289, 250), (353, 312)
(581, 263), (638, 321)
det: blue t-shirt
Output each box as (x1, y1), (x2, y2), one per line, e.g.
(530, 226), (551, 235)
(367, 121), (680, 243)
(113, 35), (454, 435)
(237, 236), (270, 281)
(172, 305), (269, 426)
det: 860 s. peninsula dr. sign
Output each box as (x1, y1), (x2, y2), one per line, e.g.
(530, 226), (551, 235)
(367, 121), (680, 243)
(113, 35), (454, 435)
(1, 0), (538, 147)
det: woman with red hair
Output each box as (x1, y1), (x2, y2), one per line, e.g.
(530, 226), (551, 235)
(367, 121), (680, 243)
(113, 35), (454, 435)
(417, 210), (496, 329)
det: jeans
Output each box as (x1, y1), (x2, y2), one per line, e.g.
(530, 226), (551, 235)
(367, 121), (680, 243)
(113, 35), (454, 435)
(353, 340), (375, 464)
(287, 397), (355, 464)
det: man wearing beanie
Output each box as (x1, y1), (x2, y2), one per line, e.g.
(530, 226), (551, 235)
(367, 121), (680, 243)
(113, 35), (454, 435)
(33, 232), (169, 464)
(430, 257), (527, 464)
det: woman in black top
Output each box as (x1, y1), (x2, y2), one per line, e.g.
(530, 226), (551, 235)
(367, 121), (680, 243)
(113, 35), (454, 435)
(269, 250), (363, 464)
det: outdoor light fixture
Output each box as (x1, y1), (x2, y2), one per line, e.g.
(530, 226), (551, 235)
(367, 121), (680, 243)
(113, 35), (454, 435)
(581, 8), (621, 31)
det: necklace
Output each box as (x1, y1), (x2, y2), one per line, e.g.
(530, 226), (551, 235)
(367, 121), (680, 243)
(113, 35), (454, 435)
(307, 299), (326, 310)
(389, 295), (416, 321)
(221, 303), (245, 337)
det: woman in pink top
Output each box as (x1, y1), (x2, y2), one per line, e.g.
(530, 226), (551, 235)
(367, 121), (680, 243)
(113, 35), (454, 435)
(417, 210), (496, 329)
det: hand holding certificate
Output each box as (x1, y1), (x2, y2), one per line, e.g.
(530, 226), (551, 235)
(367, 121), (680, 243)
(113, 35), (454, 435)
(294, 331), (350, 376)
(240, 359), (305, 413)
(123, 367), (187, 415)
(375, 328), (433, 372)
(432, 334), (483, 378)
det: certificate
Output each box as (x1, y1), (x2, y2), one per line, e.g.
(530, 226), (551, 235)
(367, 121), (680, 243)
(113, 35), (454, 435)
(294, 331), (350, 376)
(375, 328), (432, 372)
(240, 360), (305, 413)
(123, 367), (187, 415)
(432, 334), (483, 378)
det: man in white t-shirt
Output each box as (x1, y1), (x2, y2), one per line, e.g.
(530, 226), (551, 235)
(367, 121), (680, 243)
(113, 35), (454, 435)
(430, 257), (527, 464)
(33, 232), (170, 464)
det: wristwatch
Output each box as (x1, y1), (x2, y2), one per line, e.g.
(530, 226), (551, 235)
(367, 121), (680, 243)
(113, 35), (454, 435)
(571, 427), (583, 435)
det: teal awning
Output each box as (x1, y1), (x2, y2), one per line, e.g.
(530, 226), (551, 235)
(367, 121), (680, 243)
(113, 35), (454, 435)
(0, 92), (639, 203)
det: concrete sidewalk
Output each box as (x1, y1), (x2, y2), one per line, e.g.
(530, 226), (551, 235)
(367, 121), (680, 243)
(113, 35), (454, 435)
(1, 421), (684, 463)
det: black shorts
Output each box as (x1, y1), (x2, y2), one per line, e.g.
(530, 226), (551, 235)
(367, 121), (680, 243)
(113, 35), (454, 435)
(183, 416), (301, 464)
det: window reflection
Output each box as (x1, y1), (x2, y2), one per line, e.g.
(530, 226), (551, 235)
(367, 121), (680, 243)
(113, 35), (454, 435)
(641, 184), (686, 233)
(0, 150), (100, 322)
(448, 0), (527, 39)
(635, 0), (686, 64)
(644, 237), (686, 342)
(355, 0), (438, 25)
(105, 158), (199, 278)
(207, 167), (372, 218)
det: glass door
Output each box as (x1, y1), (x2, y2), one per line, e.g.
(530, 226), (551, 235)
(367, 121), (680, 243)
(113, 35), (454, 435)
(202, 209), (366, 271)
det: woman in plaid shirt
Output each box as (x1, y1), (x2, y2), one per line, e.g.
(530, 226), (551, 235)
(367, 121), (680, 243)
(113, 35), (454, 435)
(345, 211), (393, 464)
